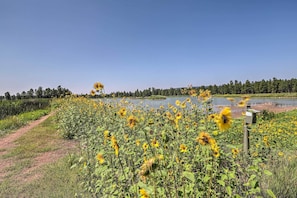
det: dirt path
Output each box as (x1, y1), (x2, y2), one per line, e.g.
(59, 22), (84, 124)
(0, 113), (53, 155)
(0, 113), (77, 183)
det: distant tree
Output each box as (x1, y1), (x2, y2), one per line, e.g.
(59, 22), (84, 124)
(35, 86), (43, 98)
(27, 88), (34, 98)
(16, 92), (22, 100)
(4, 92), (11, 100)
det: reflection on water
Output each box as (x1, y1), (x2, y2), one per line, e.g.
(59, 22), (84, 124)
(104, 96), (297, 110)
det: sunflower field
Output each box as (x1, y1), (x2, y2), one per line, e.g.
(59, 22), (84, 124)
(53, 83), (297, 198)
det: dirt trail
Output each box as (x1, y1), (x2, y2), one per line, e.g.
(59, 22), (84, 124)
(0, 113), (77, 183)
(0, 113), (53, 155)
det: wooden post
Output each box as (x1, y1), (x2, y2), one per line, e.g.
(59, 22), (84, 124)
(243, 104), (251, 155)
(243, 124), (249, 155)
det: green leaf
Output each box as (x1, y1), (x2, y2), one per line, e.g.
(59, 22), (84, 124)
(203, 175), (210, 183)
(226, 186), (232, 196)
(183, 171), (195, 182)
(264, 170), (273, 176)
(218, 180), (225, 187)
(221, 174), (228, 181)
(266, 189), (276, 198)
(249, 174), (257, 181)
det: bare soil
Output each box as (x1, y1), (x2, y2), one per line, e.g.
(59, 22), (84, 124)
(230, 103), (297, 118)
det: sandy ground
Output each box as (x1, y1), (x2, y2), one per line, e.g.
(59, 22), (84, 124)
(229, 103), (297, 118)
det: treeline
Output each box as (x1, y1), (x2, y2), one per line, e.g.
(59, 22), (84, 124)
(0, 85), (71, 100)
(105, 77), (297, 97)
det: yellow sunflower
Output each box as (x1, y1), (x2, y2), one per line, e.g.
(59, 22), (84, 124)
(96, 153), (105, 164)
(142, 142), (149, 151)
(111, 135), (119, 156)
(198, 89), (211, 101)
(216, 107), (232, 131)
(196, 132), (212, 146)
(237, 100), (247, 108)
(179, 144), (188, 153)
(118, 107), (127, 117)
(90, 90), (96, 96)
(139, 188), (150, 198)
(127, 115), (138, 128)
(232, 148), (239, 158)
(175, 112), (182, 120)
(93, 82), (104, 91)
(151, 138), (159, 148)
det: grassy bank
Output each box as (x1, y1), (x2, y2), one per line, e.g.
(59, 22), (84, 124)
(215, 92), (297, 98)
(0, 108), (50, 137)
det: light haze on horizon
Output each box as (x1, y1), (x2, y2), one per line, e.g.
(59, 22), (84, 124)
(1, 0), (297, 95)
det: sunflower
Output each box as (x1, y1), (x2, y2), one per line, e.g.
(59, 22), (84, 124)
(212, 147), (220, 158)
(175, 112), (182, 120)
(151, 138), (159, 148)
(118, 107), (127, 117)
(181, 101), (187, 108)
(227, 97), (235, 102)
(237, 100), (247, 108)
(135, 139), (141, 146)
(96, 153), (105, 164)
(179, 144), (188, 153)
(241, 95), (250, 101)
(208, 114), (217, 121)
(103, 130), (110, 139)
(139, 188), (150, 198)
(216, 107), (232, 131)
(142, 142), (149, 151)
(90, 90), (96, 96)
(175, 100), (181, 106)
(198, 89), (211, 101)
(93, 82), (104, 91)
(127, 115), (138, 128)
(196, 132), (212, 146)
(189, 89), (197, 96)
(232, 148), (239, 158)
(111, 135), (119, 156)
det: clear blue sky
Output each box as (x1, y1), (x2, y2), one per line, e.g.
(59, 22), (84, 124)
(1, 0), (297, 95)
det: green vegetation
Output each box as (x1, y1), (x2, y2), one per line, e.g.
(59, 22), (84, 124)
(0, 109), (50, 137)
(0, 99), (50, 120)
(215, 92), (297, 98)
(140, 95), (167, 100)
(1, 85), (71, 101)
(0, 116), (82, 197)
(53, 85), (297, 197)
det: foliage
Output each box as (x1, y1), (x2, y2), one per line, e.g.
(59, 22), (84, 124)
(0, 85), (72, 100)
(55, 87), (279, 197)
(0, 99), (50, 120)
(0, 109), (49, 137)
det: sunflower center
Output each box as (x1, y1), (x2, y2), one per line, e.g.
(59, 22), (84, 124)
(222, 115), (228, 124)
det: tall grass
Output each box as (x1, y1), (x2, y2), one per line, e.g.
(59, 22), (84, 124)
(0, 109), (50, 137)
(0, 99), (50, 120)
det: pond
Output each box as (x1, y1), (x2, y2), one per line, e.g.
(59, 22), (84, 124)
(104, 96), (297, 110)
